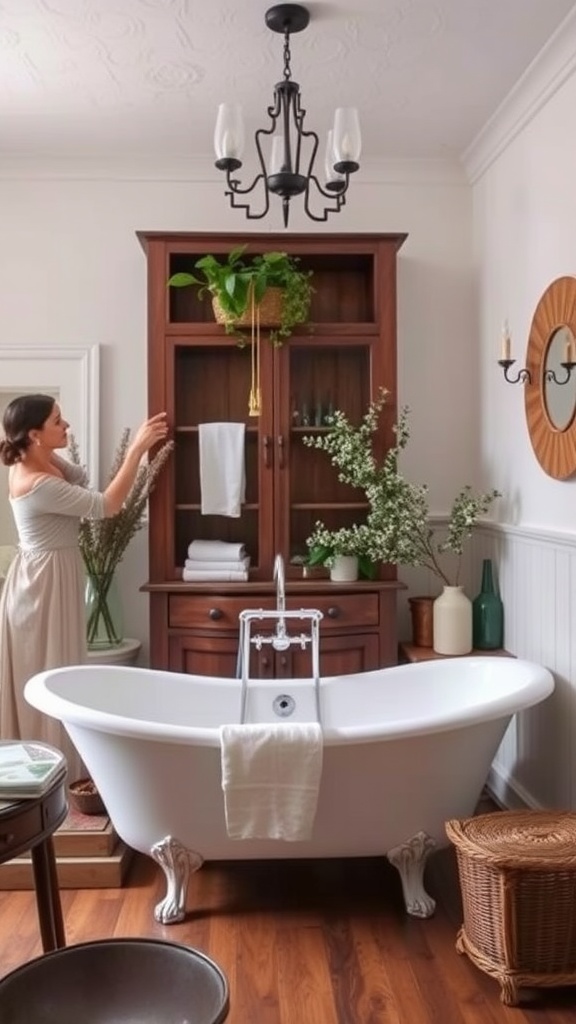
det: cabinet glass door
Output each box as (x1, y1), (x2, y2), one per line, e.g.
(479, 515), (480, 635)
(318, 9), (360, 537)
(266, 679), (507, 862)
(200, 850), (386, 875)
(276, 339), (374, 576)
(171, 340), (273, 579)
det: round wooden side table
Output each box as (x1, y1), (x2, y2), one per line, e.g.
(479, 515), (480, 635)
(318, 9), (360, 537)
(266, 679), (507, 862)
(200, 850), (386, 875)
(0, 766), (68, 952)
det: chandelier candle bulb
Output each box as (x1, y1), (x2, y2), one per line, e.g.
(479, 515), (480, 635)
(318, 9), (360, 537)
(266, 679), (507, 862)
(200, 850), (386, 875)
(214, 103), (244, 162)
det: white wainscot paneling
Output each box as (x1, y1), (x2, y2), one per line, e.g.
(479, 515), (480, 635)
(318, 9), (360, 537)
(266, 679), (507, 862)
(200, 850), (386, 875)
(472, 525), (575, 812)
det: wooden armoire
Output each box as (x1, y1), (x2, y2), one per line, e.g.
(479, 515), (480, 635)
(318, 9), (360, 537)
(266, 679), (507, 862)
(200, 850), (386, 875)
(139, 231), (407, 676)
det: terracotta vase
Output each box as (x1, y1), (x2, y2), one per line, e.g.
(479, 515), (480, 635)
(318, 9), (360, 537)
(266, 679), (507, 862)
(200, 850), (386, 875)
(408, 596), (435, 647)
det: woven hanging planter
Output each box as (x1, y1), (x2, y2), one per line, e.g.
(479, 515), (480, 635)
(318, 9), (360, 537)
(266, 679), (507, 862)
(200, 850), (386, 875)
(211, 285), (284, 328)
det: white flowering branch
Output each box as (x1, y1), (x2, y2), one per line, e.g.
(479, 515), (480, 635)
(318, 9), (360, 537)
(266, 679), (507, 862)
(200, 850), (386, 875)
(303, 389), (501, 585)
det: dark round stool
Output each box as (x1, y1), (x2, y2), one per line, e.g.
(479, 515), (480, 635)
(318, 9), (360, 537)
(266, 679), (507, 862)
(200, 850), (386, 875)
(0, 938), (229, 1023)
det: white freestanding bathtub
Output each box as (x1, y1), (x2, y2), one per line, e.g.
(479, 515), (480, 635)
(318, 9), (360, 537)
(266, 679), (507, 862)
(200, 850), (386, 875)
(25, 657), (554, 924)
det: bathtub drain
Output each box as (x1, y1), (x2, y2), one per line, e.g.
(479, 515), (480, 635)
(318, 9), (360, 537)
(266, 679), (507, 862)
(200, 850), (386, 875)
(273, 694), (296, 718)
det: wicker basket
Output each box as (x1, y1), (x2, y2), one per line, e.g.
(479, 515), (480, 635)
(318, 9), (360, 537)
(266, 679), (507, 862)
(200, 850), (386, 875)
(446, 809), (576, 1005)
(211, 285), (284, 328)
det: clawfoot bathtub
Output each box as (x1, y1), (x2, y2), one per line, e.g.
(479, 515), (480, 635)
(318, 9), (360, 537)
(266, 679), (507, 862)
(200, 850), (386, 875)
(25, 657), (553, 924)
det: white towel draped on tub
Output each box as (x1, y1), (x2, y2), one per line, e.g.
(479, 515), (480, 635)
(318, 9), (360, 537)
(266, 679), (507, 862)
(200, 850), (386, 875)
(220, 723), (323, 841)
(199, 422), (246, 517)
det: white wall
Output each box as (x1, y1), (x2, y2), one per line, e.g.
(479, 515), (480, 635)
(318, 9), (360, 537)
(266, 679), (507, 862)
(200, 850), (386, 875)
(466, 14), (576, 809)
(0, 161), (474, 662)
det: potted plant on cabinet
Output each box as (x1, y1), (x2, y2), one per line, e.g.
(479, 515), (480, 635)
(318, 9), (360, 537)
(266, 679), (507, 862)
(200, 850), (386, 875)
(303, 389), (501, 651)
(167, 244), (314, 346)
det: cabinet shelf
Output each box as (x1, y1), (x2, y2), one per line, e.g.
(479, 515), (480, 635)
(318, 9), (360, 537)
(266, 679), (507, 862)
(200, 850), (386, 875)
(175, 426), (260, 435)
(291, 503), (369, 511)
(175, 503), (260, 512)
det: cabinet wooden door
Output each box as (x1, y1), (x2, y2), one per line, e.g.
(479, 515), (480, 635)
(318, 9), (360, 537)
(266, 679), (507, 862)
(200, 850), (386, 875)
(168, 635), (240, 676)
(286, 633), (380, 677)
(169, 632), (380, 680)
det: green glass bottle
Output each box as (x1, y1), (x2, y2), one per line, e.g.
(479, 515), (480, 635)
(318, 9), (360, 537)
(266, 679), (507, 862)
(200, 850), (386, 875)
(472, 558), (504, 649)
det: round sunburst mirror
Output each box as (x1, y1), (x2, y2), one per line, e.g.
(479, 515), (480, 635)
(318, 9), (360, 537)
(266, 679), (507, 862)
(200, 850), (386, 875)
(524, 276), (576, 479)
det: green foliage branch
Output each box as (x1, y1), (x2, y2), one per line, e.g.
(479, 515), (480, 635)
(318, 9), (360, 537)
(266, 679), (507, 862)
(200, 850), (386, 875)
(303, 389), (501, 585)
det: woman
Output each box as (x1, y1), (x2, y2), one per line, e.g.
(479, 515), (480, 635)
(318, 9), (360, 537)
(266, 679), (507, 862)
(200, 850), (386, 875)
(0, 394), (169, 780)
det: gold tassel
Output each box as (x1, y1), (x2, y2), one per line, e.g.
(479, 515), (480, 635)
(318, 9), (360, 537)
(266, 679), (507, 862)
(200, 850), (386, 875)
(248, 284), (261, 416)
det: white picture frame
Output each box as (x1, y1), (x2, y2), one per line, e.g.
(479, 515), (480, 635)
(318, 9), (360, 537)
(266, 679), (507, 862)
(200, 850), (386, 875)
(0, 346), (100, 547)
(0, 346), (100, 482)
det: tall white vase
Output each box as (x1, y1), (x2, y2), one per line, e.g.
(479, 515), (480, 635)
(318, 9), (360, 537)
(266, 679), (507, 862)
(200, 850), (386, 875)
(433, 585), (473, 655)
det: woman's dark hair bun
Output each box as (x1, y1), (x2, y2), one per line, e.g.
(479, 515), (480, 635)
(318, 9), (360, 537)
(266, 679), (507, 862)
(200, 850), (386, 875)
(0, 437), (22, 467)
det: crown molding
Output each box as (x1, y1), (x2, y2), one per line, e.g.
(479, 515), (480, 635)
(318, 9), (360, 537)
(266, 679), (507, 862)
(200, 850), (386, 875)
(462, 5), (576, 183)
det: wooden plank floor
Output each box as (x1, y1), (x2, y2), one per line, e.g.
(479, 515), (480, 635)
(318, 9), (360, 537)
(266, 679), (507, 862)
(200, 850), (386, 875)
(0, 842), (575, 1022)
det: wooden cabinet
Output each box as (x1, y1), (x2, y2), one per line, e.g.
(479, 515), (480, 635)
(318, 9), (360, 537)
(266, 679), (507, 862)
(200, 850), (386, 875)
(139, 231), (407, 675)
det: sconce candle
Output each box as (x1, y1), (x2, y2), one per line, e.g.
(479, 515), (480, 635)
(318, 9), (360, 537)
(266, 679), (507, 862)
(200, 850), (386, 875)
(501, 322), (511, 362)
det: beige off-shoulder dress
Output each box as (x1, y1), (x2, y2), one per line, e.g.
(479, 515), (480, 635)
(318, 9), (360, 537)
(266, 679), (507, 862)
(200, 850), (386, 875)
(0, 458), (105, 782)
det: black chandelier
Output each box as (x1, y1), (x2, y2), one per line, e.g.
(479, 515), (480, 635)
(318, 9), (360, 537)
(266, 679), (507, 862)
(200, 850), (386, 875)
(213, 3), (361, 228)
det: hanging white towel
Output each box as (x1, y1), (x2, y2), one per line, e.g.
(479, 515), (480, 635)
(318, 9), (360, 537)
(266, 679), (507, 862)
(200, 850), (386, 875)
(184, 556), (251, 573)
(199, 423), (246, 517)
(187, 540), (247, 562)
(220, 723), (323, 841)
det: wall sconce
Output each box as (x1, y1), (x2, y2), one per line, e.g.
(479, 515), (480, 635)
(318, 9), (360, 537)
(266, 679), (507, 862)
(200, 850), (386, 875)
(498, 320), (576, 386)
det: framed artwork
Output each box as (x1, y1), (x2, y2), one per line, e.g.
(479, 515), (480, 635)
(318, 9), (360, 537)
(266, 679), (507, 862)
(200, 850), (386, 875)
(0, 346), (99, 544)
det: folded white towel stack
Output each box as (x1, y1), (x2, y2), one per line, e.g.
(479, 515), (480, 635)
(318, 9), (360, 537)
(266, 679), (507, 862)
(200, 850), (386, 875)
(199, 422), (246, 517)
(182, 568), (249, 582)
(187, 540), (247, 562)
(184, 556), (251, 573)
(183, 540), (250, 582)
(220, 722), (323, 841)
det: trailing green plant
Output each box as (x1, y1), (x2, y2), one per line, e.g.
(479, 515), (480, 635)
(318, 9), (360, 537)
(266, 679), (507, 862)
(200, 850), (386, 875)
(303, 389), (501, 585)
(167, 244), (313, 345)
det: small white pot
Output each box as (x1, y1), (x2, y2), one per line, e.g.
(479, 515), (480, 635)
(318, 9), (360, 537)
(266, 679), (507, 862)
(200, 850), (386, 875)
(330, 555), (359, 582)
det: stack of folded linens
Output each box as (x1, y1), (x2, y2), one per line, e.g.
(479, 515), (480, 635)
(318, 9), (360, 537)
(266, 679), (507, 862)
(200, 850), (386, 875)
(182, 540), (250, 581)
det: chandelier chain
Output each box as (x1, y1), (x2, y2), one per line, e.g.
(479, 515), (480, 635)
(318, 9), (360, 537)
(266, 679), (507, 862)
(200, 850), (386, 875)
(283, 30), (292, 81)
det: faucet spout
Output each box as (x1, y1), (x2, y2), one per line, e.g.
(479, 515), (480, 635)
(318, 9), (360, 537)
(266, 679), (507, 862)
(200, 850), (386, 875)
(273, 553), (286, 615)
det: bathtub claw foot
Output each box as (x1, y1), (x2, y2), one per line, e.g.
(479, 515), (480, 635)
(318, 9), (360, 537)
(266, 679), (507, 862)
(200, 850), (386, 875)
(150, 835), (204, 924)
(386, 830), (437, 918)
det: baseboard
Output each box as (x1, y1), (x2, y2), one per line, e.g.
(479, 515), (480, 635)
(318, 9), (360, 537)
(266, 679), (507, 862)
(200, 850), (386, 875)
(486, 765), (543, 810)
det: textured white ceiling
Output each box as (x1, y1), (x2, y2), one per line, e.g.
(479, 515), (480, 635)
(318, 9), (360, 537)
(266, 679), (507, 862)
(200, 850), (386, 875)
(0, 0), (574, 163)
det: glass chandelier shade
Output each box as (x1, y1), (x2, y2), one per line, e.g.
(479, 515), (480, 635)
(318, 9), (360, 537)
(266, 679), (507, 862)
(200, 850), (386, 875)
(213, 4), (361, 228)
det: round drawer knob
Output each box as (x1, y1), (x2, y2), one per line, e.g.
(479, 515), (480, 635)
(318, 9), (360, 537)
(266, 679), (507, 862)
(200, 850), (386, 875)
(208, 608), (223, 620)
(327, 606), (340, 618)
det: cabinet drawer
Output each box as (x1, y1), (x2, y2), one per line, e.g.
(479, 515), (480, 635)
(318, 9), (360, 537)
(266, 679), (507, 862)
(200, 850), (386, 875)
(169, 596), (276, 631)
(169, 593), (379, 631)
